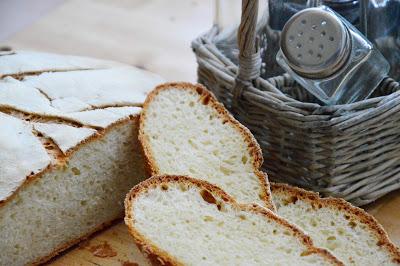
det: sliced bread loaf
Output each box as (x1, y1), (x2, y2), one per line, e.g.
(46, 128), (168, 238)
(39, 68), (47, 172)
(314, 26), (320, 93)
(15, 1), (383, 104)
(125, 175), (343, 266)
(272, 183), (400, 265)
(139, 82), (273, 209)
(0, 51), (163, 265)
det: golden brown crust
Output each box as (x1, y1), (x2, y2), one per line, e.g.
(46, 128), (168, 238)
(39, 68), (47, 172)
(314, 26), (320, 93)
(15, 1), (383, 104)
(138, 82), (274, 210)
(0, 115), (139, 207)
(125, 175), (344, 266)
(271, 182), (400, 264)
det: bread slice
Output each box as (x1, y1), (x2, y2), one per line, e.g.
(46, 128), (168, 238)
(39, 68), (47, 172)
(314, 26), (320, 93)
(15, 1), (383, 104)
(139, 82), (273, 210)
(125, 175), (343, 265)
(272, 183), (400, 265)
(0, 51), (163, 265)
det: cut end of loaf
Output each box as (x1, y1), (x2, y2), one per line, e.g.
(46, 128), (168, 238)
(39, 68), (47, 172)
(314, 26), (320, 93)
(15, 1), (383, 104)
(125, 175), (343, 266)
(0, 118), (146, 265)
(139, 82), (274, 210)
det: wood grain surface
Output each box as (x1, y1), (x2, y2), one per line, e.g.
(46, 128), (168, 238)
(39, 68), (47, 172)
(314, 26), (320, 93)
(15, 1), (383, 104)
(1, 0), (399, 265)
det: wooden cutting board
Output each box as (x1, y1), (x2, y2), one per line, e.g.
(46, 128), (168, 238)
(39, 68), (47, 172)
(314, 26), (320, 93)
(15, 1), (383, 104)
(2, 1), (399, 265)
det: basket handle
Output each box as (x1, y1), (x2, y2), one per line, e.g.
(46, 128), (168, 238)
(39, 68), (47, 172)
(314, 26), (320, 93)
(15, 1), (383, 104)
(233, 0), (262, 106)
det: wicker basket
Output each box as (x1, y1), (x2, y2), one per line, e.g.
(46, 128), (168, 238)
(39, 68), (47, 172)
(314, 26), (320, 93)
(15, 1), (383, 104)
(192, 0), (400, 206)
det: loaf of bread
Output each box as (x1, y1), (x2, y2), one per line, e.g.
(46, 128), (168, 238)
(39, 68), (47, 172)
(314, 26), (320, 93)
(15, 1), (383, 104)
(272, 183), (400, 265)
(139, 82), (274, 209)
(0, 51), (163, 265)
(125, 175), (343, 266)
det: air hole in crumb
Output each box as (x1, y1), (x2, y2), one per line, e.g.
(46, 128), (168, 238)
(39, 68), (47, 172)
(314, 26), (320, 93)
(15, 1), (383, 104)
(348, 221), (357, 228)
(188, 139), (198, 149)
(189, 168), (196, 174)
(239, 214), (246, 221)
(289, 196), (298, 204)
(71, 167), (80, 175)
(241, 155), (248, 164)
(377, 240), (384, 246)
(200, 189), (217, 205)
(310, 220), (318, 227)
(220, 166), (233, 175)
(202, 95), (210, 105)
(161, 184), (169, 191)
(179, 184), (187, 192)
(203, 216), (214, 222)
(189, 101), (195, 107)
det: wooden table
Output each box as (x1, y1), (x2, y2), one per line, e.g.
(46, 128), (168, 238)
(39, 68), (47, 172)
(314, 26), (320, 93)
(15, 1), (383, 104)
(2, 1), (399, 265)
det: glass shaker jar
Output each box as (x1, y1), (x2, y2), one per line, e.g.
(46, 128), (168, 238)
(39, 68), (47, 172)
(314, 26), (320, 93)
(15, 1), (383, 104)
(276, 6), (390, 105)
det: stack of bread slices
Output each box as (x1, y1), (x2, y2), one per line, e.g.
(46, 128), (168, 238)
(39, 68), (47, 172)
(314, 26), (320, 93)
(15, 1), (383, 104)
(125, 82), (400, 265)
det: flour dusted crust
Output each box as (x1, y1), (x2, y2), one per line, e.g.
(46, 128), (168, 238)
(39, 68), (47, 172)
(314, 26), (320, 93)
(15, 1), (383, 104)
(0, 113), (51, 201)
(125, 175), (343, 266)
(0, 50), (123, 78)
(271, 183), (400, 264)
(139, 82), (274, 210)
(0, 50), (164, 204)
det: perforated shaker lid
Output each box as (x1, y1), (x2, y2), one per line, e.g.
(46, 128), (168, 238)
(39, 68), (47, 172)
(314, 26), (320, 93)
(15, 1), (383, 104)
(280, 7), (351, 78)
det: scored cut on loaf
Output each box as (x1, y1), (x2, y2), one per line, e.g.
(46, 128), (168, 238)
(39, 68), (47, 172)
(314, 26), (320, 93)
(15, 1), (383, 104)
(0, 50), (163, 265)
(125, 175), (344, 266)
(271, 183), (400, 266)
(139, 82), (274, 210)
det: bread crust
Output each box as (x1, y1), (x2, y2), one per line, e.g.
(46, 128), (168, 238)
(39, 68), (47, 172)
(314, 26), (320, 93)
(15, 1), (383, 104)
(271, 182), (400, 264)
(125, 175), (343, 266)
(138, 82), (274, 210)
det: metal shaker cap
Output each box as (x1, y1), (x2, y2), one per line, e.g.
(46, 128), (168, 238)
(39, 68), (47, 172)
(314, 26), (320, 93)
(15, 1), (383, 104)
(280, 6), (351, 78)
